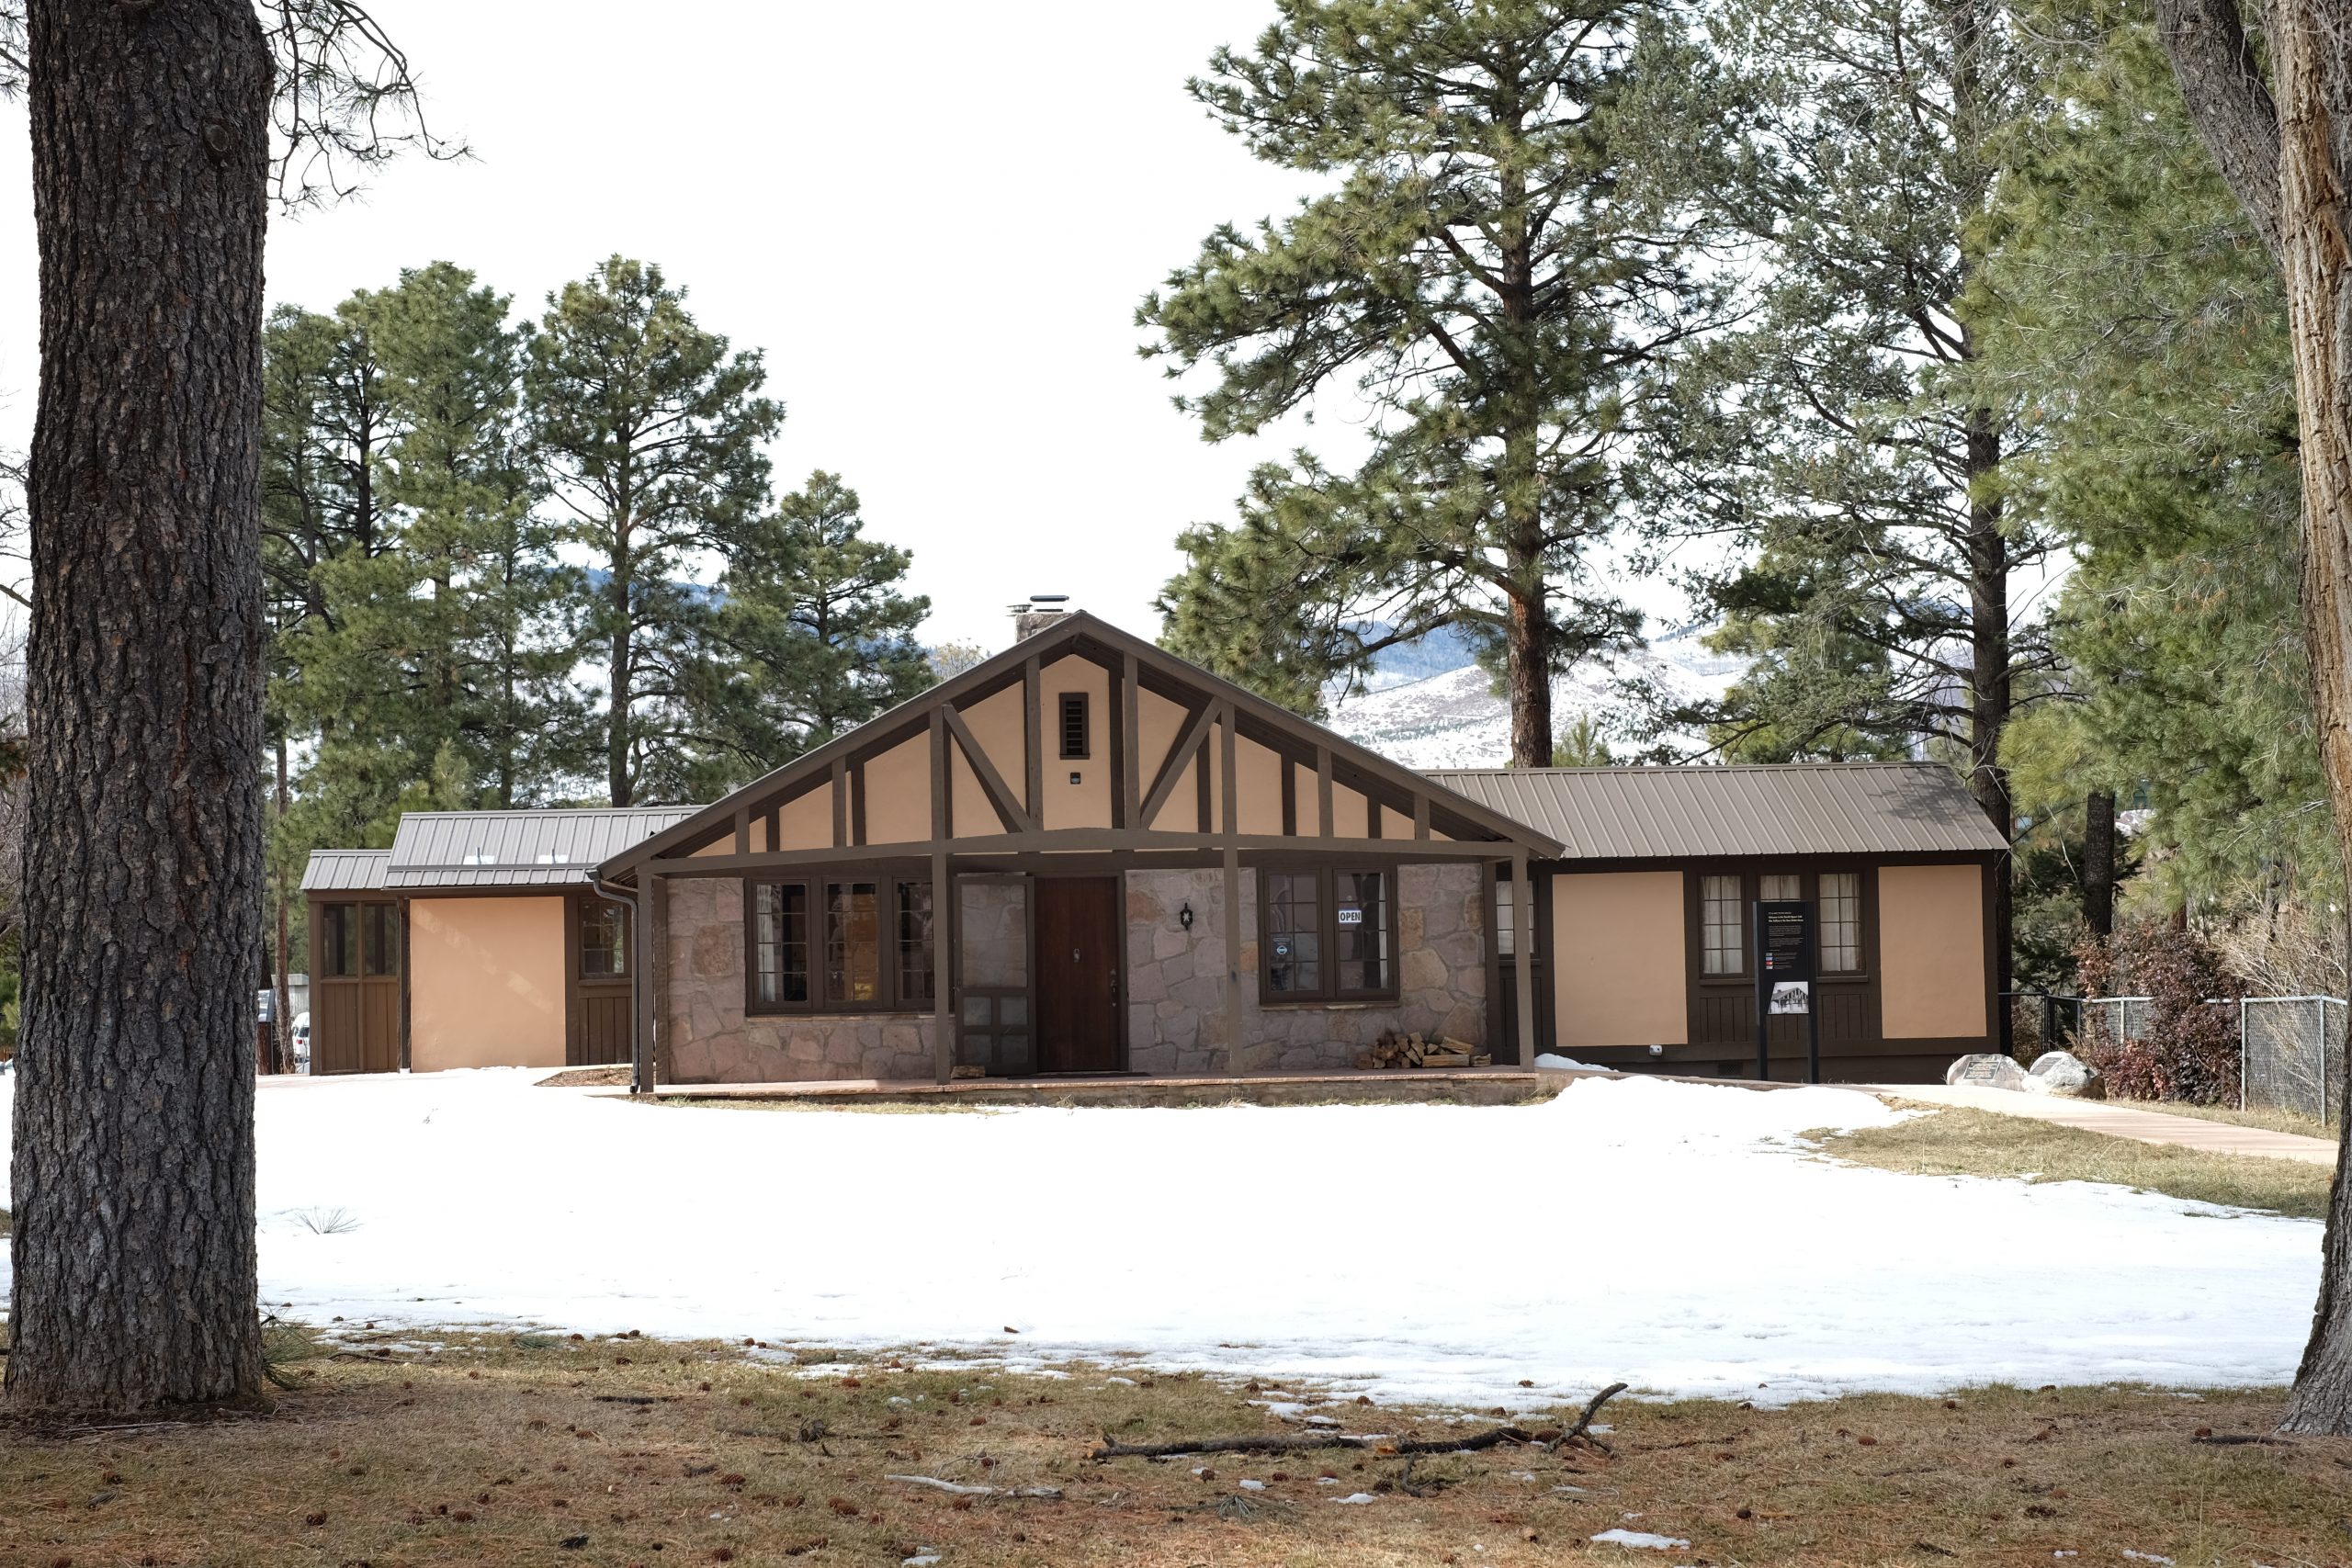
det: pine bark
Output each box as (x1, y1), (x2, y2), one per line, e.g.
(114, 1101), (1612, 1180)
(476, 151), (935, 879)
(2083, 789), (2117, 938)
(7, 0), (272, 1414)
(2159, 0), (2352, 1437)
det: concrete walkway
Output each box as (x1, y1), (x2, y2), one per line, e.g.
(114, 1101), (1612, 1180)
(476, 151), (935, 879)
(1882, 1082), (2340, 1168)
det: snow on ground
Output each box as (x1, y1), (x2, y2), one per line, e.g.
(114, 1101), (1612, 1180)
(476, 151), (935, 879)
(0, 1069), (2318, 1409)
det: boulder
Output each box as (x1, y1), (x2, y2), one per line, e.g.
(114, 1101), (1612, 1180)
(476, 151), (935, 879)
(1945, 1052), (2030, 1091)
(2024, 1049), (2104, 1099)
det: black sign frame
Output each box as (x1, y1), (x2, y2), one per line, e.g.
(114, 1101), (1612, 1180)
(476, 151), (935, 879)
(1752, 899), (1823, 1084)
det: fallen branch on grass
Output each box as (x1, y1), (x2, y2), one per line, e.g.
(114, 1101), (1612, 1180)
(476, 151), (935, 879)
(1089, 1384), (1628, 1463)
(886, 1473), (1064, 1500)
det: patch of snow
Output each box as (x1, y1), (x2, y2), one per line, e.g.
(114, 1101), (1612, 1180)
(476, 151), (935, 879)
(1238, 1478), (1265, 1491)
(0, 1068), (2317, 1409)
(1534, 1054), (1600, 1071)
(2123, 1554), (2175, 1565)
(1592, 1528), (1690, 1550)
(1329, 1493), (1379, 1505)
(1324, 627), (1742, 770)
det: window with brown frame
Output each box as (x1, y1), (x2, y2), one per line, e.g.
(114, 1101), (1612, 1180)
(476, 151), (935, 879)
(748, 873), (934, 1013)
(318, 903), (358, 978)
(1818, 871), (1862, 973)
(318, 903), (395, 978)
(1700, 874), (1743, 976)
(1261, 866), (1396, 1002)
(580, 899), (629, 978)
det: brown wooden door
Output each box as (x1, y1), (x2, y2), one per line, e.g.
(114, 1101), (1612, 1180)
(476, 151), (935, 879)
(1035, 876), (1121, 1074)
(312, 898), (401, 1073)
(569, 895), (633, 1066)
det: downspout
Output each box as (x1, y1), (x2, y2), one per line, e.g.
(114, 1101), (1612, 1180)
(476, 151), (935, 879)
(594, 874), (651, 1095)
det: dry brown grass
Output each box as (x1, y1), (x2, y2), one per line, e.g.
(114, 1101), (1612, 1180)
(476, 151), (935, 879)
(0, 1331), (2345, 1566)
(1813, 1104), (2335, 1219)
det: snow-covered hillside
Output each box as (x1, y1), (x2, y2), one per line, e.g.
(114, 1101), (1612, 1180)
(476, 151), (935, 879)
(1327, 626), (1743, 769)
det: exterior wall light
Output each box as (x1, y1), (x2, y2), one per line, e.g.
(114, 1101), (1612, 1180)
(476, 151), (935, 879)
(1179, 902), (1194, 931)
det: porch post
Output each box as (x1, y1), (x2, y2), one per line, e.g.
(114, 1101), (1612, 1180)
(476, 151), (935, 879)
(1510, 848), (1537, 1066)
(931, 708), (954, 1085)
(631, 871), (657, 1095)
(1221, 703), (1244, 1074)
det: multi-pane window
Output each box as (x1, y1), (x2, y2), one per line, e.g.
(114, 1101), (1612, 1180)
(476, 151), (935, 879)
(1059, 692), (1089, 759)
(1263, 872), (1323, 996)
(750, 874), (933, 1013)
(1495, 874), (1515, 959)
(1758, 872), (1801, 903)
(581, 899), (628, 978)
(1819, 872), (1861, 973)
(1262, 867), (1396, 1001)
(1334, 871), (1390, 994)
(752, 882), (810, 1007)
(319, 903), (395, 977)
(897, 881), (936, 1007)
(826, 881), (883, 1004)
(1702, 874), (1743, 975)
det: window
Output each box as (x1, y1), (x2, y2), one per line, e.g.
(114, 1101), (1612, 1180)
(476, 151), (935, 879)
(1335, 871), (1390, 994)
(1758, 872), (1801, 903)
(319, 903), (357, 978)
(1819, 872), (1861, 973)
(1059, 692), (1089, 759)
(581, 899), (628, 978)
(361, 903), (399, 976)
(749, 872), (934, 1013)
(1263, 871), (1323, 996)
(826, 881), (883, 1004)
(1701, 874), (1743, 976)
(897, 880), (936, 1007)
(1261, 867), (1396, 1001)
(1495, 875), (1515, 959)
(752, 882), (810, 1007)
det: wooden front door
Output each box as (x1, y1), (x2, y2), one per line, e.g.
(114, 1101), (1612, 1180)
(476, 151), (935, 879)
(569, 894), (633, 1066)
(1035, 875), (1122, 1074)
(311, 897), (401, 1074)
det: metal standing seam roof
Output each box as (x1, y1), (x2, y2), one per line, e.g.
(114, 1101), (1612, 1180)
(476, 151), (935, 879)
(1423, 762), (2008, 861)
(383, 807), (700, 888)
(300, 848), (392, 893)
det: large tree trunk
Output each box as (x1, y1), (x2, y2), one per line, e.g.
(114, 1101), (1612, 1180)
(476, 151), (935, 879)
(2083, 788), (2117, 938)
(7, 0), (272, 1415)
(1962, 408), (2017, 1052)
(1505, 581), (1552, 769)
(2272, 0), (2352, 1434)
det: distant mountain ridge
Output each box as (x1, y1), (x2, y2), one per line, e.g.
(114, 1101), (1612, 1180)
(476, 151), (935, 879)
(1328, 623), (1742, 769)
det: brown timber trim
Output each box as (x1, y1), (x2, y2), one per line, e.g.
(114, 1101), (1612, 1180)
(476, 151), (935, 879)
(932, 707), (954, 1084)
(650, 831), (1515, 876)
(397, 895), (413, 1072)
(1121, 653), (1142, 829)
(1140, 700), (1216, 829)
(943, 702), (1034, 832)
(1220, 704), (1242, 1071)
(1413, 795), (1430, 840)
(1316, 746), (1334, 838)
(831, 760), (848, 849)
(851, 761), (868, 847)
(1023, 656), (1045, 822)
(1280, 761), (1296, 838)
(1480, 861), (1502, 1056)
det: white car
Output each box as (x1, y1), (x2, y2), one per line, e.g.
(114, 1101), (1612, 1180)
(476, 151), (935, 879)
(291, 1010), (311, 1073)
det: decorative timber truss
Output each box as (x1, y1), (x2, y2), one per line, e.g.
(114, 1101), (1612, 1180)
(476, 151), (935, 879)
(596, 613), (1561, 1090)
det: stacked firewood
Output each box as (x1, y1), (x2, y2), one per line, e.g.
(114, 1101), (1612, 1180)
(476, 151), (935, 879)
(1356, 1029), (1491, 1070)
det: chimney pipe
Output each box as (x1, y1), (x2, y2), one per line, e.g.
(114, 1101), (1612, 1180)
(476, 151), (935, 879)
(1012, 593), (1070, 642)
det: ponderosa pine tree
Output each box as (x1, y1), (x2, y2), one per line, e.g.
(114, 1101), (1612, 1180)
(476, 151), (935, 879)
(2152, 0), (2352, 1431)
(5, 0), (444, 1416)
(685, 470), (931, 793)
(1142, 0), (1713, 758)
(1638, 0), (2058, 1024)
(526, 256), (780, 806)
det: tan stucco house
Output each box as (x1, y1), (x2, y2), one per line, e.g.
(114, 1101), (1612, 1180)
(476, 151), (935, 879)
(303, 611), (2007, 1088)
(300, 807), (691, 1074)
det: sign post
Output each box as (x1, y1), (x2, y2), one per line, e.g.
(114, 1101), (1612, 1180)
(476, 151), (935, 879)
(1754, 900), (1820, 1084)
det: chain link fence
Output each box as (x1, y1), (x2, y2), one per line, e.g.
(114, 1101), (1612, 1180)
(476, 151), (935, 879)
(2077, 992), (2345, 1125)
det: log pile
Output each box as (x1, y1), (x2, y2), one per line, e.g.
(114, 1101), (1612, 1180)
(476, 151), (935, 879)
(1356, 1030), (1491, 1070)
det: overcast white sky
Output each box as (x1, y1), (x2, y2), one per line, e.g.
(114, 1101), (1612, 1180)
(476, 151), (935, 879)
(0, 0), (1357, 650)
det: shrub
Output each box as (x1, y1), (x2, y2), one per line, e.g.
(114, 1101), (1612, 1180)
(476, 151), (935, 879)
(2075, 919), (2243, 1105)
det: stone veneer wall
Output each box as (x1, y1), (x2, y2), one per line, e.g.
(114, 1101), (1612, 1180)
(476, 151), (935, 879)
(1124, 863), (1489, 1075)
(662, 875), (936, 1083)
(662, 863), (1489, 1084)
